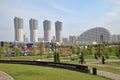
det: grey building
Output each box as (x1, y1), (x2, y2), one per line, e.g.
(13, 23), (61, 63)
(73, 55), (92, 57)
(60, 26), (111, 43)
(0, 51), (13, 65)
(69, 35), (78, 43)
(63, 37), (69, 44)
(75, 27), (111, 44)
(43, 20), (51, 42)
(55, 21), (62, 43)
(14, 17), (24, 42)
(111, 35), (120, 44)
(29, 18), (38, 42)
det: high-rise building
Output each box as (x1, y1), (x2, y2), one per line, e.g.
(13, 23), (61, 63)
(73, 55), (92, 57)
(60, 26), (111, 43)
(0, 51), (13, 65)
(63, 37), (69, 44)
(69, 35), (78, 43)
(43, 20), (51, 42)
(111, 35), (120, 43)
(55, 21), (62, 43)
(29, 18), (38, 42)
(14, 17), (24, 42)
(38, 37), (44, 42)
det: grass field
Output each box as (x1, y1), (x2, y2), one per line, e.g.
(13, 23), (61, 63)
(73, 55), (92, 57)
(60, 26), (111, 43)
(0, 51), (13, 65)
(0, 63), (111, 80)
(105, 62), (120, 67)
(88, 65), (120, 74)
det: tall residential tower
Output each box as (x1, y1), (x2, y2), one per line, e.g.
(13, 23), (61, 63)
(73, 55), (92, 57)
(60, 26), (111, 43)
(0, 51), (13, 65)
(14, 17), (24, 42)
(29, 18), (38, 42)
(55, 21), (62, 43)
(43, 20), (51, 42)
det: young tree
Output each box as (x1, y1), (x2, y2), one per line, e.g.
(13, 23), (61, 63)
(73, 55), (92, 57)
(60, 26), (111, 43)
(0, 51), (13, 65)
(78, 47), (86, 64)
(53, 43), (60, 62)
(116, 46), (120, 58)
(13, 46), (22, 57)
(54, 51), (60, 62)
(87, 45), (93, 55)
(102, 55), (105, 64)
(4, 43), (10, 55)
(71, 45), (78, 54)
(0, 46), (4, 59)
(31, 46), (37, 56)
(39, 42), (44, 59)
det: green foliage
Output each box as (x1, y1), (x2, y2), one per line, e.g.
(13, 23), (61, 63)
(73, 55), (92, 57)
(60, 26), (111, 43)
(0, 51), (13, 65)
(115, 46), (120, 58)
(31, 46), (37, 56)
(54, 51), (60, 62)
(0, 46), (4, 59)
(4, 43), (10, 54)
(76, 47), (80, 55)
(39, 42), (44, 58)
(79, 53), (84, 64)
(80, 47), (87, 56)
(108, 46), (117, 56)
(71, 45), (78, 54)
(13, 46), (22, 57)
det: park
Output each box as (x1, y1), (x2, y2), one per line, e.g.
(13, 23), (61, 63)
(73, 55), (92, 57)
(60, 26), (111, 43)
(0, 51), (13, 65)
(0, 41), (120, 80)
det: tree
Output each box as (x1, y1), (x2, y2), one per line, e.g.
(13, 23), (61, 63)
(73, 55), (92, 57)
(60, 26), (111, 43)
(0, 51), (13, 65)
(87, 45), (93, 55)
(116, 46), (120, 58)
(13, 46), (22, 57)
(54, 51), (60, 62)
(76, 46), (80, 55)
(104, 46), (109, 59)
(53, 43), (60, 62)
(4, 43), (10, 55)
(39, 42), (44, 59)
(102, 55), (105, 64)
(60, 47), (69, 57)
(71, 45), (78, 54)
(31, 46), (37, 56)
(0, 46), (4, 59)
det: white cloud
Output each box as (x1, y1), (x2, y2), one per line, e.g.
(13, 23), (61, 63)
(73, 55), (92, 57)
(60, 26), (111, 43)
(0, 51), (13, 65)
(0, 1), (61, 41)
(110, 0), (120, 5)
(54, 6), (73, 14)
(99, 0), (120, 34)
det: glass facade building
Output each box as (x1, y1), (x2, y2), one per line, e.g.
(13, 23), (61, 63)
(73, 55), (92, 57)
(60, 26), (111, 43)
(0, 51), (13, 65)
(75, 27), (111, 44)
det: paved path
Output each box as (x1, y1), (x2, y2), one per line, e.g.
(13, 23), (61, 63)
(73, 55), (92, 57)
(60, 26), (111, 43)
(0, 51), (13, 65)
(0, 71), (14, 80)
(86, 60), (120, 80)
(97, 70), (120, 80)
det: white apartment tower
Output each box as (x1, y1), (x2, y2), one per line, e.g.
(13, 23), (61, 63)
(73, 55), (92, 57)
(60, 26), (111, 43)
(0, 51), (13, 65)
(43, 20), (51, 42)
(29, 18), (38, 42)
(14, 17), (24, 42)
(55, 21), (62, 43)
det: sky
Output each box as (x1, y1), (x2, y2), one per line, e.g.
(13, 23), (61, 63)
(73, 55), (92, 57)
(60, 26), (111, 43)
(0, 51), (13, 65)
(0, 0), (120, 41)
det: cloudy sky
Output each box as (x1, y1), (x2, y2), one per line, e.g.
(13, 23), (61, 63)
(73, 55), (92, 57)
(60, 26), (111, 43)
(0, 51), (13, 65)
(0, 0), (120, 41)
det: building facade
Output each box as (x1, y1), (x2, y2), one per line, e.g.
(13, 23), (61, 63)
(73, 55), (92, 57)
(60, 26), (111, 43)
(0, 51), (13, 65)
(75, 27), (111, 44)
(14, 17), (24, 42)
(69, 35), (78, 43)
(62, 37), (69, 44)
(43, 20), (51, 42)
(55, 21), (62, 43)
(111, 35), (120, 44)
(29, 18), (38, 42)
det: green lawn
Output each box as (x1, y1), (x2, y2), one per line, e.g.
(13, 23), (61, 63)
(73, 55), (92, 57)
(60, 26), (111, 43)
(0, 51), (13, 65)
(88, 62), (120, 74)
(87, 65), (120, 74)
(105, 62), (120, 67)
(0, 63), (111, 80)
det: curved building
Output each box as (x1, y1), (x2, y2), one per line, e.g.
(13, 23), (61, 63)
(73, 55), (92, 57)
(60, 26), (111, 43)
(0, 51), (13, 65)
(29, 18), (38, 42)
(43, 20), (51, 42)
(75, 27), (111, 44)
(55, 21), (62, 43)
(14, 17), (24, 42)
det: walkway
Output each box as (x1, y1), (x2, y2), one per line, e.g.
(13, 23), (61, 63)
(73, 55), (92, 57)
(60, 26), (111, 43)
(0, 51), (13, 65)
(0, 71), (14, 80)
(86, 60), (120, 80)
(97, 70), (120, 80)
